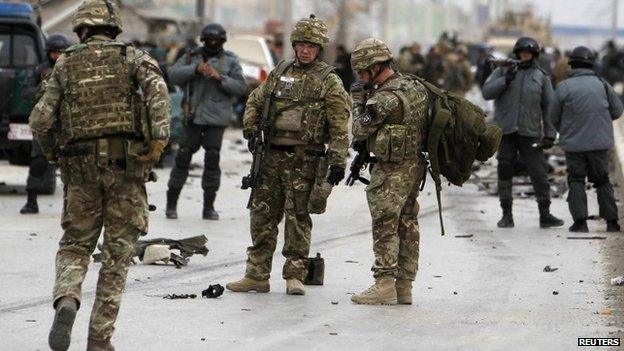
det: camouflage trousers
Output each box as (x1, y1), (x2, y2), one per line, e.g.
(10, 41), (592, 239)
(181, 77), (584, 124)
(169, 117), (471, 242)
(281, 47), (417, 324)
(366, 159), (423, 280)
(53, 166), (147, 341)
(245, 148), (319, 281)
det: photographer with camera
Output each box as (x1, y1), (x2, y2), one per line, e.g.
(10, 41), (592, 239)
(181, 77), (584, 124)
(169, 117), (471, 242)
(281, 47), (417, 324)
(482, 37), (564, 229)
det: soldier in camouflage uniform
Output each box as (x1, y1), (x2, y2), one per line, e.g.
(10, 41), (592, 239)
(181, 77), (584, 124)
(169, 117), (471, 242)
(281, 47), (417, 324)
(226, 15), (350, 296)
(349, 38), (429, 305)
(21, 33), (71, 214)
(28, 1), (170, 350)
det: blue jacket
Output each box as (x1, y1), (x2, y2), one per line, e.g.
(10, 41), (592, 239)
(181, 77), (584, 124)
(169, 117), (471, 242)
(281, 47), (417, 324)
(482, 63), (556, 139)
(552, 68), (623, 152)
(169, 49), (246, 127)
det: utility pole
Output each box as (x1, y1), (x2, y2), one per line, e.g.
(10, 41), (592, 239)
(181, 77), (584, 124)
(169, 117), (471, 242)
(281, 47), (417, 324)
(208, 0), (217, 23)
(282, 0), (293, 59)
(335, 0), (348, 47)
(612, 0), (619, 41)
(196, 0), (205, 34)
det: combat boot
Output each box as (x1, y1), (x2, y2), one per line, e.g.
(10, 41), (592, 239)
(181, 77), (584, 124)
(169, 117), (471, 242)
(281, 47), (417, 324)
(20, 190), (39, 214)
(351, 276), (397, 305)
(165, 188), (180, 219)
(569, 220), (588, 233)
(607, 220), (621, 232)
(538, 201), (564, 228)
(86, 338), (115, 351)
(48, 296), (78, 351)
(202, 191), (219, 220)
(226, 277), (270, 293)
(497, 201), (514, 228)
(395, 278), (413, 305)
(286, 279), (305, 295)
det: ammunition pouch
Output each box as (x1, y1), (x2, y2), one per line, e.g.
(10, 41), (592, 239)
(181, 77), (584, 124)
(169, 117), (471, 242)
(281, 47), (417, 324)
(371, 124), (418, 163)
(307, 153), (332, 214)
(57, 138), (149, 184)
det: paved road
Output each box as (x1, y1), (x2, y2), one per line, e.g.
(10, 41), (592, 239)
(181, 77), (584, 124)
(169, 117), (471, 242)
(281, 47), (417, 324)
(0, 130), (621, 350)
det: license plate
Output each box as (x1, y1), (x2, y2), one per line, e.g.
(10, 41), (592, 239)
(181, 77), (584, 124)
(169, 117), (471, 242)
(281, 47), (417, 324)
(7, 123), (33, 141)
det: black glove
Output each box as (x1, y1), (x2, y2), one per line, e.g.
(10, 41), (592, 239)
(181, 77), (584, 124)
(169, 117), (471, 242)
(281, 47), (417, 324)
(326, 165), (345, 186)
(540, 137), (555, 150)
(247, 131), (257, 152)
(351, 140), (367, 153)
(504, 66), (518, 85)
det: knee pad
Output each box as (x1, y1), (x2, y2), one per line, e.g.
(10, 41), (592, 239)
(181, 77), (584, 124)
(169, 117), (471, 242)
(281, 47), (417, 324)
(29, 156), (48, 177)
(204, 148), (220, 167)
(174, 147), (193, 169)
(497, 160), (514, 180)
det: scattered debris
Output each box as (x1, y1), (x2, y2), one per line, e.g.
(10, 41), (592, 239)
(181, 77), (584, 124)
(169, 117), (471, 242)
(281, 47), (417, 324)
(567, 236), (607, 240)
(29, 233), (37, 236)
(552, 291), (559, 295)
(434, 275), (442, 278)
(331, 301), (339, 305)
(202, 284), (225, 298)
(234, 139), (243, 145)
(163, 294), (197, 299)
(241, 308), (251, 311)
(579, 280), (584, 283)
(453, 291), (458, 295)
(601, 308), (613, 315)
(201, 338), (206, 341)
(93, 235), (209, 267)
(610, 276), (624, 286)
(543, 265), (558, 272)
(455, 234), (473, 238)
(25, 320), (36, 322)
(329, 333), (338, 336)
(344, 260), (359, 264)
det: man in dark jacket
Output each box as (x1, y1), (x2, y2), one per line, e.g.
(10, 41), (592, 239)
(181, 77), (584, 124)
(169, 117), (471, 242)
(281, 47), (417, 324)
(552, 46), (623, 232)
(166, 23), (246, 220)
(482, 37), (564, 229)
(21, 33), (71, 214)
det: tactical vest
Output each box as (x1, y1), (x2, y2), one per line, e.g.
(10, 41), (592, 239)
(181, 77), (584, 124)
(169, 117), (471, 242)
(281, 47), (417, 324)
(270, 59), (335, 146)
(368, 74), (429, 162)
(60, 42), (140, 142)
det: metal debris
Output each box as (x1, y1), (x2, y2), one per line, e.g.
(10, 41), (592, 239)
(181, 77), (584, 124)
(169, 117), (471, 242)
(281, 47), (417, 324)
(202, 284), (225, 298)
(543, 265), (558, 272)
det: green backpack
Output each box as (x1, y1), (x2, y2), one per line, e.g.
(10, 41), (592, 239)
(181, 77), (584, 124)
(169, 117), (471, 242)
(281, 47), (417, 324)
(410, 75), (502, 234)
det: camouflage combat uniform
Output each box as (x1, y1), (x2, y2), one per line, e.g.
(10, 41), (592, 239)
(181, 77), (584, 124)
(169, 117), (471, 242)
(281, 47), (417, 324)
(240, 16), (350, 284)
(29, 0), (170, 345)
(349, 38), (429, 305)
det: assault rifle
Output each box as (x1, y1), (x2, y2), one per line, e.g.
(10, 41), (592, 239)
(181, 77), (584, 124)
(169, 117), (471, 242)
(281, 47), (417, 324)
(242, 92), (273, 208)
(345, 141), (375, 186)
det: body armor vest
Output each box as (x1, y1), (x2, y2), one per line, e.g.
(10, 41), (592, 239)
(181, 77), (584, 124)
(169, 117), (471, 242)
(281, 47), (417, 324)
(60, 42), (139, 142)
(370, 75), (429, 162)
(270, 60), (334, 145)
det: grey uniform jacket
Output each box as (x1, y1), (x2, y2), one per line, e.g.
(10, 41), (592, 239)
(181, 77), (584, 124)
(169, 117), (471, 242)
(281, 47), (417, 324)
(169, 49), (246, 127)
(552, 68), (623, 152)
(482, 63), (556, 139)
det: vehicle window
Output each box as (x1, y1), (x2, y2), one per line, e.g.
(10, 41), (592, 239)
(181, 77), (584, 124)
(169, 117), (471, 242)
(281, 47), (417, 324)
(0, 34), (9, 67)
(225, 38), (270, 67)
(13, 33), (36, 67)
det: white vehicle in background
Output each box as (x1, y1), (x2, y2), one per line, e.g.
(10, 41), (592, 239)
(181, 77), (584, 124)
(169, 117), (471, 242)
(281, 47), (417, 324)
(224, 35), (275, 126)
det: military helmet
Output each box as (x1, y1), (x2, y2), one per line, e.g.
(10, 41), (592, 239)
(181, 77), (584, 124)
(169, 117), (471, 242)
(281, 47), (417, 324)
(72, 0), (123, 33)
(45, 33), (71, 52)
(290, 14), (329, 47)
(568, 46), (595, 66)
(200, 23), (227, 43)
(512, 37), (539, 58)
(351, 38), (393, 71)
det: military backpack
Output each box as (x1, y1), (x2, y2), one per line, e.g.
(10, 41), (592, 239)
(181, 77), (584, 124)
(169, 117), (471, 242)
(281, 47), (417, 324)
(409, 75), (502, 234)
